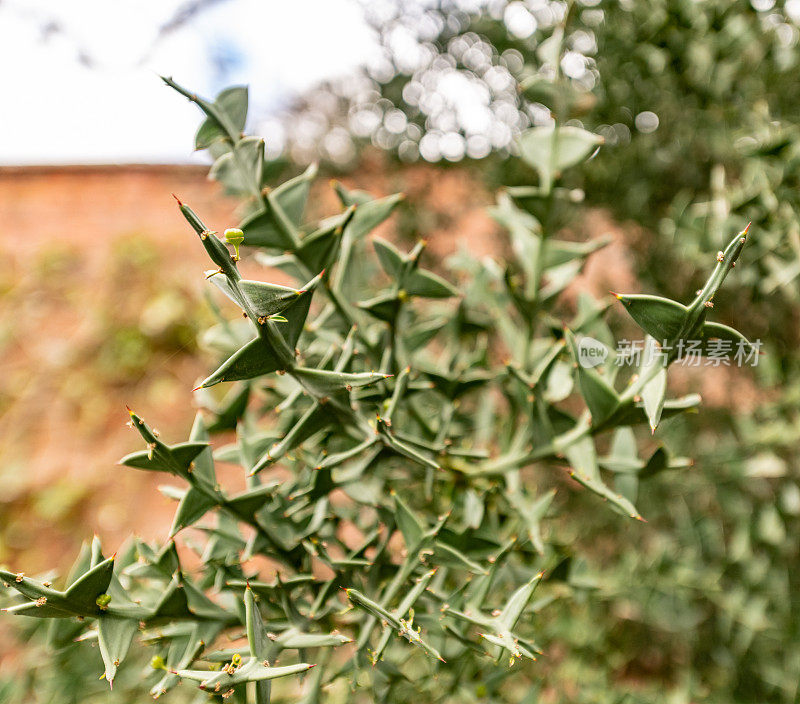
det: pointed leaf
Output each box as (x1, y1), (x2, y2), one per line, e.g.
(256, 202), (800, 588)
(601, 427), (641, 473)
(560, 434), (600, 483)
(188, 413), (216, 485)
(177, 660), (314, 688)
(499, 572), (543, 631)
(317, 437), (380, 470)
(431, 542), (487, 575)
(392, 492), (424, 551)
(3, 601), (73, 618)
(245, 585), (267, 660)
(699, 321), (759, 357)
(171, 442), (212, 471)
(239, 280), (304, 318)
(0, 574), (75, 616)
(640, 342), (668, 433)
(293, 367), (391, 398)
(209, 137), (263, 194)
(518, 125), (602, 191)
(280, 271), (323, 349)
(577, 365), (619, 426)
(404, 269), (460, 298)
(615, 294), (688, 342)
(544, 238), (610, 268)
(384, 434), (440, 470)
(170, 487), (219, 537)
(200, 338), (285, 388)
(239, 164), (317, 248)
(98, 616), (137, 686)
(345, 589), (401, 629)
(345, 193), (404, 241)
(296, 214), (347, 272)
(277, 631), (351, 649)
(395, 569), (437, 618)
(194, 85), (248, 148)
(122, 410), (208, 478)
(373, 237), (404, 276)
(489, 192), (541, 295)
(207, 383), (251, 433)
(64, 556), (116, 612)
(150, 623), (222, 699)
(225, 484), (275, 519)
(250, 404), (330, 475)
(151, 578), (191, 619)
(357, 292), (401, 322)
(506, 489), (555, 555)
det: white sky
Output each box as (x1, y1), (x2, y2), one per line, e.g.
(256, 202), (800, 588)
(0, 0), (378, 164)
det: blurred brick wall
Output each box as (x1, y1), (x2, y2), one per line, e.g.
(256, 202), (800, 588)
(0, 165), (242, 570)
(0, 158), (500, 260)
(0, 164), (238, 260)
(0, 160), (499, 571)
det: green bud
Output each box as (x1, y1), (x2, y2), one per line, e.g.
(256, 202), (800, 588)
(150, 655), (166, 670)
(95, 593), (112, 610)
(224, 228), (245, 261)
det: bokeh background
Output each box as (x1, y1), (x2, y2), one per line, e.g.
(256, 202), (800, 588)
(2, 0), (800, 701)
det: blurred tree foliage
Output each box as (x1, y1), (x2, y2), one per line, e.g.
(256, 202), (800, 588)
(280, 1), (800, 702)
(288, 0), (800, 325)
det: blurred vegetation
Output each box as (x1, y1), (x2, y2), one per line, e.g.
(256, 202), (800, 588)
(229, 0), (800, 700)
(292, 1), (799, 701)
(0, 234), (205, 572)
(286, 0), (800, 361)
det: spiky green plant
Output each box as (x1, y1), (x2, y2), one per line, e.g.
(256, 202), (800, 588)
(1, 51), (757, 704)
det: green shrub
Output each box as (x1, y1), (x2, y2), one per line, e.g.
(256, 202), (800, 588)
(315, 5), (800, 700)
(0, 62), (757, 704)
